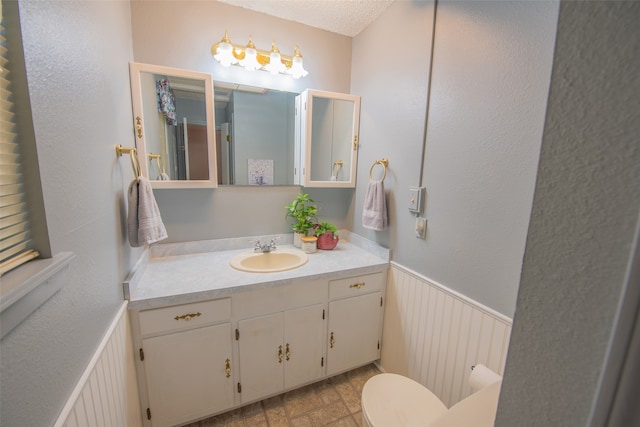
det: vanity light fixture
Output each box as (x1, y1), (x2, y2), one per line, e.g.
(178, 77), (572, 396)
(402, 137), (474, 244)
(211, 30), (309, 78)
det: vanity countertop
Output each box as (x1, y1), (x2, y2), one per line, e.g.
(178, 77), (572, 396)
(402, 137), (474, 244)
(126, 231), (390, 310)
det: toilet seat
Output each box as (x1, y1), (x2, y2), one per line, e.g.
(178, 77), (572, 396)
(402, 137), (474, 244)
(361, 373), (447, 426)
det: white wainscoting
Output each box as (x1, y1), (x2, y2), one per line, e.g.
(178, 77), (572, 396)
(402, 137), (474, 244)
(54, 301), (142, 427)
(380, 263), (513, 407)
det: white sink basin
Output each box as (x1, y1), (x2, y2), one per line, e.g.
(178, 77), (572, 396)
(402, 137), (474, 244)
(230, 249), (309, 273)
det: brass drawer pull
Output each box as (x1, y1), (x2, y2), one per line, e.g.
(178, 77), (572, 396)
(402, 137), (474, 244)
(278, 345), (284, 363)
(330, 332), (335, 348)
(225, 358), (231, 378)
(174, 312), (202, 321)
(349, 282), (365, 289)
(285, 343), (291, 361)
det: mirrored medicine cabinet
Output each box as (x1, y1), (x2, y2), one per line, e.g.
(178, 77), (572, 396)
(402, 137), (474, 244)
(129, 62), (361, 189)
(129, 62), (218, 189)
(295, 90), (361, 188)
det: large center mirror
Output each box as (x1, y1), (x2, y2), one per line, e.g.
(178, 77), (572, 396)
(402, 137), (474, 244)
(213, 81), (297, 186)
(129, 62), (218, 188)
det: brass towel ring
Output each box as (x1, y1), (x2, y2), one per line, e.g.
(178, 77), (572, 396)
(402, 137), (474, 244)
(116, 144), (141, 180)
(148, 152), (164, 174)
(369, 158), (389, 181)
(332, 160), (344, 178)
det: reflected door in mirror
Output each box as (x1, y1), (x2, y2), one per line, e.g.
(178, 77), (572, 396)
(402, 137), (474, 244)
(140, 74), (209, 180)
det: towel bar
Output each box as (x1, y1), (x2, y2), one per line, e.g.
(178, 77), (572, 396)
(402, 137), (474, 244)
(116, 144), (141, 180)
(369, 158), (389, 181)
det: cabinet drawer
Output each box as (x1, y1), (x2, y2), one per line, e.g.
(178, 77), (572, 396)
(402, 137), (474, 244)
(329, 272), (385, 300)
(139, 298), (231, 336)
(233, 280), (328, 319)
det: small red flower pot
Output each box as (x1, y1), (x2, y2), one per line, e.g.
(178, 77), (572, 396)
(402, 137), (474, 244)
(316, 231), (339, 250)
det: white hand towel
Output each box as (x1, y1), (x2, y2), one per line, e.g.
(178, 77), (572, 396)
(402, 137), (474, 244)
(362, 179), (388, 231)
(127, 176), (168, 247)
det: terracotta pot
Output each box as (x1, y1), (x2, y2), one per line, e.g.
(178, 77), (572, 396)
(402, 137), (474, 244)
(316, 231), (339, 250)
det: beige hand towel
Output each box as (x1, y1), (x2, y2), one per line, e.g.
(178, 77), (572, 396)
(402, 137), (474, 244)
(362, 180), (388, 231)
(127, 176), (168, 247)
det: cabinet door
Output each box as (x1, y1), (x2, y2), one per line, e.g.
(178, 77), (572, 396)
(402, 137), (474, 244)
(238, 312), (284, 403)
(142, 323), (234, 427)
(327, 292), (382, 376)
(295, 89), (361, 188)
(129, 62), (218, 189)
(284, 304), (325, 389)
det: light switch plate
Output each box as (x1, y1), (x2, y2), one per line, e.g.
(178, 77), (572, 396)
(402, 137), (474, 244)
(408, 186), (424, 213)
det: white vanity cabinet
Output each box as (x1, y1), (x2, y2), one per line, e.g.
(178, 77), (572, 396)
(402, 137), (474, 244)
(327, 272), (385, 376)
(130, 268), (386, 426)
(131, 299), (234, 427)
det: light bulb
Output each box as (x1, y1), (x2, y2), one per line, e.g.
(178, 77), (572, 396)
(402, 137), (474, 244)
(213, 30), (238, 67)
(239, 36), (261, 71)
(214, 42), (235, 67)
(290, 46), (309, 79)
(265, 41), (286, 74)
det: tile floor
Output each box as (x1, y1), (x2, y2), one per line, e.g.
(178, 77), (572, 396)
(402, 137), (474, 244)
(183, 363), (381, 427)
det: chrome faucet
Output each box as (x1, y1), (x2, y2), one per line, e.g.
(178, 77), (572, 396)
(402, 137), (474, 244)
(254, 239), (277, 253)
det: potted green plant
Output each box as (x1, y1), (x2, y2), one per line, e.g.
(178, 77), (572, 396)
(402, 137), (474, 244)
(285, 193), (317, 247)
(314, 221), (339, 250)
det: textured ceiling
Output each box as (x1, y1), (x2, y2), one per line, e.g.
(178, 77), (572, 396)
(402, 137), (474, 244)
(216, 0), (396, 37)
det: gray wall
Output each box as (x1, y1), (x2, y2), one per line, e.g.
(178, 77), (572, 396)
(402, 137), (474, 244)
(496, 1), (640, 425)
(0, 1), (138, 426)
(352, 0), (559, 317)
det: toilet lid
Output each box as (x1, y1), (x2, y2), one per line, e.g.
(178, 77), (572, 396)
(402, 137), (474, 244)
(362, 373), (447, 427)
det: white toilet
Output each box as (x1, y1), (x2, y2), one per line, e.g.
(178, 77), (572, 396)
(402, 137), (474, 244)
(361, 373), (502, 427)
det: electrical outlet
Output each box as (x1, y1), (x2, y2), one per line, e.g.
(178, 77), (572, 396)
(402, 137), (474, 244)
(415, 217), (427, 239)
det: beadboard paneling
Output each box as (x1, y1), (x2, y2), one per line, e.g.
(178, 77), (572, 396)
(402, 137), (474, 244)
(381, 263), (512, 407)
(54, 302), (141, 427)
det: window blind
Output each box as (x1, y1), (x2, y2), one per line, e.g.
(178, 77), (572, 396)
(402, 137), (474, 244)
(0, 8), (39, 276)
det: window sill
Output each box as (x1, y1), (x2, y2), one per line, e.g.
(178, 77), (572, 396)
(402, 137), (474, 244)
(1, 251), (75, 339)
